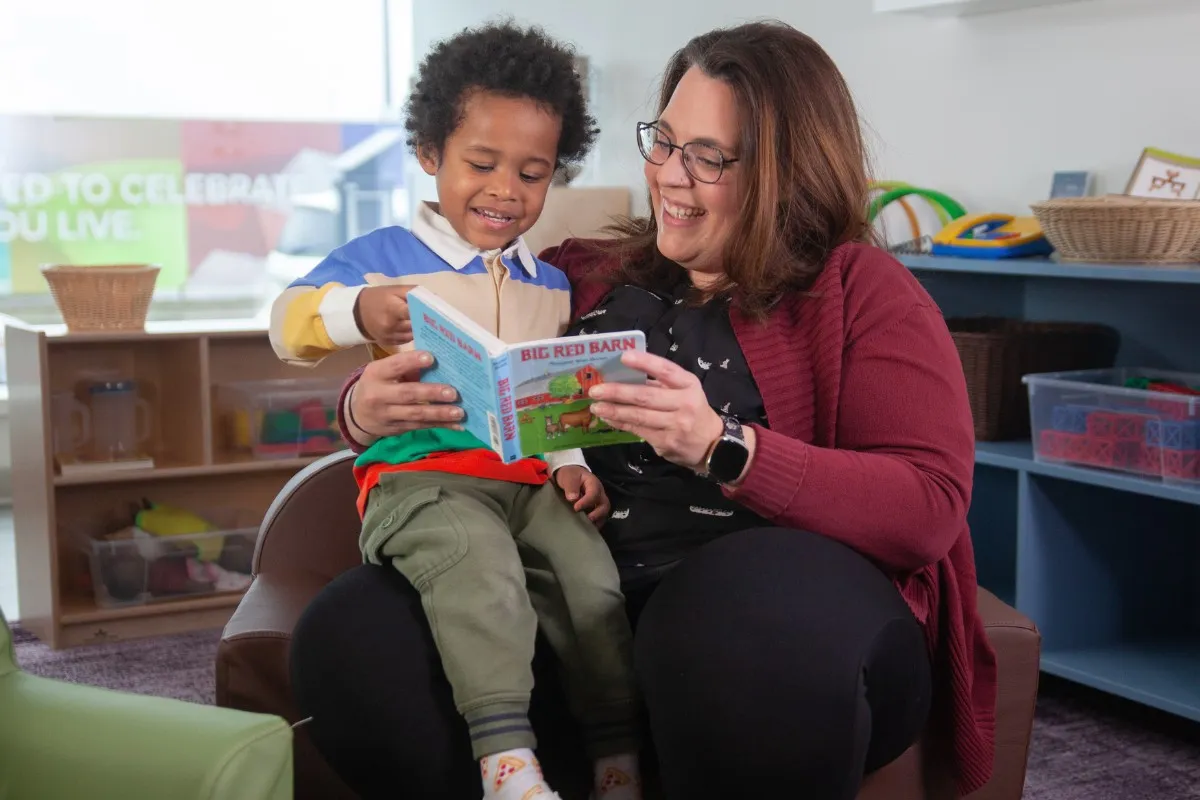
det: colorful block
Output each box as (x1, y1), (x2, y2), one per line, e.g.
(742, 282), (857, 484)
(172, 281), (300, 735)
(1162, 450), (1200, 481)
(1145, 420), (1163, 447)
(1146, 398), (1192, 421)
(1083, 437), (1116, 466)
(1039, 429), (1066, 458)
(1086, 412), (1119, 439)
(1111, 413), (1149, 441)
(1113, 440), (1143, 469)
(1135, 444), (1163, 476)
(1163, 421), (1198, 451)
(1039, 429), (1091, 462)
(1051, 405), (1090, 434)
(1148, 419), (1198, 450)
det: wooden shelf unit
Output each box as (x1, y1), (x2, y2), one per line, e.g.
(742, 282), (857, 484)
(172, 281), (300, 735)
(901, 253), (1200, 722)
(6, 323), (364, 648)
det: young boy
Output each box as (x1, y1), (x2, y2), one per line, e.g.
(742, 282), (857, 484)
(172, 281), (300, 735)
(270, 21), (641, 800)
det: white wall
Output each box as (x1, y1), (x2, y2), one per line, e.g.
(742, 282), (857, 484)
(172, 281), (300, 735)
(411, 0), (1200, 217)
(0, 0), (396, 121)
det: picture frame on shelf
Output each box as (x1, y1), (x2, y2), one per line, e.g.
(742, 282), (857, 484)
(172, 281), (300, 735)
(1124, 147), (1200, 200)
(1049, 170), (1094, 199)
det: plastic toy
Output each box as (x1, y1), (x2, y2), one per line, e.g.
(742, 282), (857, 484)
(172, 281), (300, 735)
(868, 185), (1056, 260)
(868, 181), (957, 244)
(866, 185), (967, 228)
(867, 184), (972, 255)
(1042, 401), (1199, 481)
(931, 213), (1053, 259)
(1124, 376), (1200, 396)
(246, 398), (340, 458)
(136, 500), (223, 561)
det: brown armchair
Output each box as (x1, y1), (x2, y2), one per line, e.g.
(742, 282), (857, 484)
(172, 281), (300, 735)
(217, 452), (1040, 799)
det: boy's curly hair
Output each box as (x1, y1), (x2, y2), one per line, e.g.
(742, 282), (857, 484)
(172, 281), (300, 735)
(404, 20), (599, 168)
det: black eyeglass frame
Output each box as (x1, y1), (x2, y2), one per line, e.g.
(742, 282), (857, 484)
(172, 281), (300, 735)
(636, 121), (739, 184)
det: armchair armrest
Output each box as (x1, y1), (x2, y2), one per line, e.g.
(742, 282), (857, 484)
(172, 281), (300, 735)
(0, 671), (292, 800)
(218, 448), (363, 715)
(252, 450), (362, 583)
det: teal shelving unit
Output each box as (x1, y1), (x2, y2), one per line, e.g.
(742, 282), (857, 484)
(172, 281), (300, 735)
(900, 254), (1200, 722)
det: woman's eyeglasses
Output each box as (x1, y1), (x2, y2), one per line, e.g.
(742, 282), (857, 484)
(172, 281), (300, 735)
(636, 121), (738, 184)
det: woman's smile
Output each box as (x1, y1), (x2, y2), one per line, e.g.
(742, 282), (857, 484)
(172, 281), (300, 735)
(661, 198), (706, 224)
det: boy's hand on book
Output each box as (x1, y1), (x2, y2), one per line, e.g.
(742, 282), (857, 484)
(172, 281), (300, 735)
(355, 285), (415, 346)
(554, 466), (610, 525)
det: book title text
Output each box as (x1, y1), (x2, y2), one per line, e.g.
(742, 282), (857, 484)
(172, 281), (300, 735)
(518, 336), (638, 362)
(424, 312), (482, 362)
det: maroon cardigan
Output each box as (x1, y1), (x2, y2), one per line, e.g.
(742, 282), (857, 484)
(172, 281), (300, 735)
(336, 238), (997, 795)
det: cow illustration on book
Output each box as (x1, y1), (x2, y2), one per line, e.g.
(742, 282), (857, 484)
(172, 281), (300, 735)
(560, 408), (599, 432)
(545, 415), (564, 439)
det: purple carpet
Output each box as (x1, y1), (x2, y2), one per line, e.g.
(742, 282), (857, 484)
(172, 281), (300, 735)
(11, 627), (1200, 797)
(1023, 676), (1200, 799)
(10, 624), (220, 705)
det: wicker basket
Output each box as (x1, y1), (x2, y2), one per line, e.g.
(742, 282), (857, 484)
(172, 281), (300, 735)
(41, 264), (160, 332)
(1030, 195), (1200, 263)
(947, 317), (1120, 441)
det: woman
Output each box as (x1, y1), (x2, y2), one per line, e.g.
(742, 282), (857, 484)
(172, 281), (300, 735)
(291, 20), (996, 800)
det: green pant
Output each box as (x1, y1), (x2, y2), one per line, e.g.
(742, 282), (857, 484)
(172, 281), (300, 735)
(360, 471), (638, 760)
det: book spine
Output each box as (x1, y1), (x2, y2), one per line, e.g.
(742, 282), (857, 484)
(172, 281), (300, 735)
(490, 351), (522, 463)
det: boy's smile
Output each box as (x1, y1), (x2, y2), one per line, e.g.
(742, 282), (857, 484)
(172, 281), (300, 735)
(418, 90), (563, 252)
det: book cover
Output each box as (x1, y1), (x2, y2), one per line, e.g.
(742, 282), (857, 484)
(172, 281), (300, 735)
(408, 286), (647, 462)
(407, 287), (506, 456)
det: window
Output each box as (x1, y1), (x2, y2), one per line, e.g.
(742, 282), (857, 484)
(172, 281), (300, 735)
(0, 0), (415, 331)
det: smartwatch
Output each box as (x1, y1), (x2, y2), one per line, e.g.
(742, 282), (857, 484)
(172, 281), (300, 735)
(702, 414), (750, 484)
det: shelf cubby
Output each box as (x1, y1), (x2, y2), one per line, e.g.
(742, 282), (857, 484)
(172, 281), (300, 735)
(46, 337), (207, 470)
(903, 253), (1200, 721)
(1017, 473), (1200, 719)
(6, 322), (369, 648)
(205, 335), (360, 465)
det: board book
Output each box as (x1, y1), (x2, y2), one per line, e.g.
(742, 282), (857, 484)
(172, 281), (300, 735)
(407, 286), (647, 463)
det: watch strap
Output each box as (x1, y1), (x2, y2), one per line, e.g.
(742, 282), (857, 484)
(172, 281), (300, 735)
(702, 414), (748, 483)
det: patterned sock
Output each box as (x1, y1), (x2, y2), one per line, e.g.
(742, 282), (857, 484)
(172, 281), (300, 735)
(480, 749), (558, 800)
(594, 753), (642, 800)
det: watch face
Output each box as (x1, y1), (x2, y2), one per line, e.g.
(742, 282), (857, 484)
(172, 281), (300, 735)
(710, 435), (750, 482)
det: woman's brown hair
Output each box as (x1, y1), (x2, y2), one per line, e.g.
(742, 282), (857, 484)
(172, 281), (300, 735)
(602, 20), (871, 318)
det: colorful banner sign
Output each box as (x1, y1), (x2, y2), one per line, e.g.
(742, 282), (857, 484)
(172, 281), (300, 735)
(0, 115), (408, 295)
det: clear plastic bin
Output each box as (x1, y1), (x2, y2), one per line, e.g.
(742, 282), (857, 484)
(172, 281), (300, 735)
(85, 516), (258, 608)
(217, 378), (343, 459)
(1024, 367), (1200, 486)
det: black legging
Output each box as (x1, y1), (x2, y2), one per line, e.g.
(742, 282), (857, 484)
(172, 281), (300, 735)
(290, 527), (932, 800)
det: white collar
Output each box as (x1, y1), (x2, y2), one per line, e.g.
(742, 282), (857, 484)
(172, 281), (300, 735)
(411, 201), (538, 277)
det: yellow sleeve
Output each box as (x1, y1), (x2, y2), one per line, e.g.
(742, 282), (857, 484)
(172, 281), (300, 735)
(269, 283), (356, 366)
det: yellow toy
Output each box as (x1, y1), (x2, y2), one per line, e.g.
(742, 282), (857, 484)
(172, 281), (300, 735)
(136, 502), (224, 561)
(931, 213), (1053, 259)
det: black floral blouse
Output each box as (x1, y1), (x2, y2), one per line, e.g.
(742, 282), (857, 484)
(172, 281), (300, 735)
(566, 281), (772, 587)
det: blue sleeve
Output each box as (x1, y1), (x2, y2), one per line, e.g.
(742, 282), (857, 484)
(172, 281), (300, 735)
(288, 227), (418, 289)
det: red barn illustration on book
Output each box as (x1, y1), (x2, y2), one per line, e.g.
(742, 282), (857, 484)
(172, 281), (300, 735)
(517, 364), (606, 408)
(508, 335), (646, 452)
(576, 364), (603, 393)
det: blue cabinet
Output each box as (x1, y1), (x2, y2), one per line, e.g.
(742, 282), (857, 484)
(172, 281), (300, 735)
(901, 254), (1200, 721)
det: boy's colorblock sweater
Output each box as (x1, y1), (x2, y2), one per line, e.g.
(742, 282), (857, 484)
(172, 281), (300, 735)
(269, 202), (586, 514)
